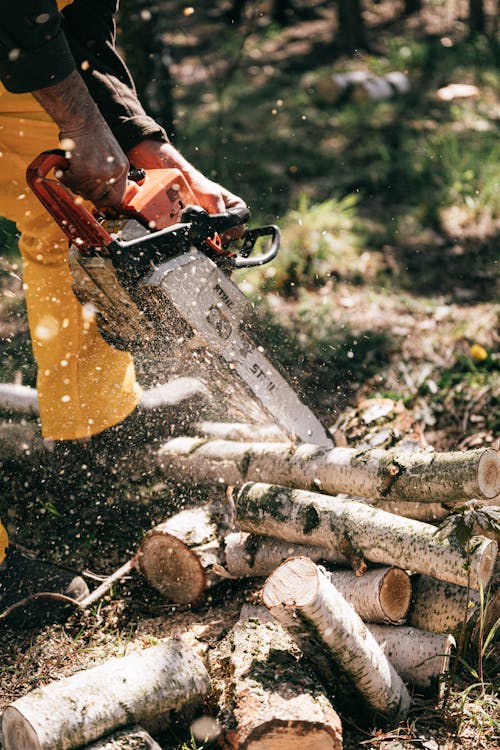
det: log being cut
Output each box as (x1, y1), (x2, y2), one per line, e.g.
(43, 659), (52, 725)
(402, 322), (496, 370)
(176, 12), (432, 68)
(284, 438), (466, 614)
(262, 557), (411, 721)
(209, 604), (343, 750)
(157, 438), (500, 504)
(367, 625), (455, 696)
(1, 638), (210, 750)
(235, 483), (497, 590)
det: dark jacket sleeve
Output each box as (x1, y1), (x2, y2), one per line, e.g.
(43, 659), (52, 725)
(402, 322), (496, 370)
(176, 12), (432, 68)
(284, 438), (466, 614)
(0, 0), (166, 151)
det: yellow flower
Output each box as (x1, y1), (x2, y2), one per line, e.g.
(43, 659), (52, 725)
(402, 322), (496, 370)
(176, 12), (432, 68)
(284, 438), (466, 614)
(469, 343), (488, 362)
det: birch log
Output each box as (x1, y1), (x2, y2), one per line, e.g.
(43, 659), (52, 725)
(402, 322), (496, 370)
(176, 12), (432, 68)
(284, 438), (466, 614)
(0, 384), (39, 416)
(195, 421), (285, 442)
(321, 567), (412, 624)
(407, 575), (480, 634)
(235, 483), (498, 590)
(82, 727), (162, 749)
(1, 639), (210, 750)
(210, 604), (343, 750)
(223, 532), (348, 578)
(367, 625), (455, 696)
(157, 438), (500, 505)
(136, 502), (232, 604)
(262, 557), (411, 721)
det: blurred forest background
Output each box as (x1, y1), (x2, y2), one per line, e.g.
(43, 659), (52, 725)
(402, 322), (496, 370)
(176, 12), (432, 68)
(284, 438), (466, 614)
(0, 2), (499, 748)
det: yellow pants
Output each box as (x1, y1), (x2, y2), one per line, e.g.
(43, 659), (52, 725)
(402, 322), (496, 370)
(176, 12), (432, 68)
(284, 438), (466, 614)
(0, 89), (141, 442)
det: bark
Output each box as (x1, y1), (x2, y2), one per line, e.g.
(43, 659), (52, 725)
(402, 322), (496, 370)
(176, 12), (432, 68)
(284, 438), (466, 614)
(235, 483), (498, 590)
(136, 502), (233, 604)
(1, 639), (211, 750)
(83, 727), (162, 750)
(0, 383), (38, 416)
(371, 500), (449, 522)
(157, 438), (500, 505)
(209, 604), (343, 750)
(195, 421), (285, 442)
(321, 567), (412, 625)
(224, 532), (348, 578)
(262, 557), (411, 721)
(407, 575), (480, 634)
(367, 625), (455, 696)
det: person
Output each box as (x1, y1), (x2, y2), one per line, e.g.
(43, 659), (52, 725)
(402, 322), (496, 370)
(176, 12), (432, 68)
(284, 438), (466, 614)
(0, 0), (247, 621)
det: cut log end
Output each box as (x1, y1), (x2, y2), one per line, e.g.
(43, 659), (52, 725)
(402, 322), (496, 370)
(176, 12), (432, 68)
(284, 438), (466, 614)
(379, 568), (412, 623)
(2, 707), (40, 750)
(262, 557), (320, 609)
(137, 531), (206, 605)
(243, 724), (341, 750)
(478, 449), (500, 500)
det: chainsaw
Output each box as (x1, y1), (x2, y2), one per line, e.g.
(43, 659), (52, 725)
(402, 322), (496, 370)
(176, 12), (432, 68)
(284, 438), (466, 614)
(26, 150), (333, 447)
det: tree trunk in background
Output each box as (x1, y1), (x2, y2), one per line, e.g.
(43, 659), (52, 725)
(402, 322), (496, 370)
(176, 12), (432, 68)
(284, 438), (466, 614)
(336, 0), (368, 54)
(404, 0), (423, 14)
(118, 0), (175, 139)
(469, 0), (486, 34)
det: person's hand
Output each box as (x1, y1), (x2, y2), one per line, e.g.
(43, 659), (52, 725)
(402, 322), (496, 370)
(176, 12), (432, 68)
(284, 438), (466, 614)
(59, 114), (129, 208)
(32, 71), (129, 208)
(127, 139), (248, 235)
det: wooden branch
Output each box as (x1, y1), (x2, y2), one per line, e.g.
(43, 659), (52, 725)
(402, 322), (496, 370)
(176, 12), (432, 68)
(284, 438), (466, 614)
(82, 727), (163, 749)
(157, 437), (500, 504)
(367, 624), (455, 697)
(209, 604), (343, 750)
(235, 483), (498, 590)
(407, 575), (480, 634)
(0, 384), (38, 416)
(262, 557), (411, 721)
(78, 559), (136, 610)
(321, 567), (412, 625)
(1, 639), (211, 750)
(224, 531), (348, 578)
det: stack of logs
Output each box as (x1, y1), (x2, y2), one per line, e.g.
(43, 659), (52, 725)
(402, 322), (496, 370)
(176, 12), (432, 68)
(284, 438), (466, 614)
(1, 390), (499, 750)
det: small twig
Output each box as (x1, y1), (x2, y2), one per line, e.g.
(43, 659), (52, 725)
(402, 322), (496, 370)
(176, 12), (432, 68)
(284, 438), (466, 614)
(0, 592), (80, 621)
(78, 558), (136, 610)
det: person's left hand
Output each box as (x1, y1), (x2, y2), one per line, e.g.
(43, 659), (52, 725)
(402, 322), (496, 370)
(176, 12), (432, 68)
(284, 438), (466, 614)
(127, 139), (247, 236)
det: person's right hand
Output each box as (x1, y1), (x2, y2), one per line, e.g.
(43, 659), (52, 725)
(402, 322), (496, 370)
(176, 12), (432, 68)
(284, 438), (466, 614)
(59, 114), (129, 209)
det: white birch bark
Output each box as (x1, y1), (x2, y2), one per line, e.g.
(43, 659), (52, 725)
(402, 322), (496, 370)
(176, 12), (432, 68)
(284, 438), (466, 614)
(157, 438), (500, 504)
(82, 726), (162, 749)
(235, 483), (498, 590)
(0, 384), (39, 415)
(262, 557), (411, 721)
(321, 567), (412, 624)
(223, 532), (348, 578)
(370, 500), (449, 522)
(195, 421), (285, 442)
(407, 575), (480, 634)
(210, 604), (343, 750)
(137, 503), (233, 604)
(1, 639), (211, 750)
(367, 624), (455, 696)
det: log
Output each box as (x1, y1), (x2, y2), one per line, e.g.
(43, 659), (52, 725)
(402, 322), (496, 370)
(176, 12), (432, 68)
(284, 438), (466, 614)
(370, 500), (449, 523)
(262, 557), (411, 721)
(195, 421), (285, 442)
(157, 438), (500, 505)
(367, 624), (455, 696)
(209, 604), (343, 750)
(235, 483), (498, 590)
(82, 726), (162, 749)
(407, 575), (480, 634)
(0, 383), (39, 416)
(1, 638), (210, 750)
(223, 532), (348, 578)
(321, 567), (412, 625)
(136, 502), (232, 605)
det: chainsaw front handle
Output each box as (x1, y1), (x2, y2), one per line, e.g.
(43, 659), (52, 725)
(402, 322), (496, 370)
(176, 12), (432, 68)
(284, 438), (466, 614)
(232, 225), (281, 268)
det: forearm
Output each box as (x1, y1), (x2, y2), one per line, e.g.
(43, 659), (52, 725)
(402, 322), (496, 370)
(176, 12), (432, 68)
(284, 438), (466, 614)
(32, 70), (104, 135)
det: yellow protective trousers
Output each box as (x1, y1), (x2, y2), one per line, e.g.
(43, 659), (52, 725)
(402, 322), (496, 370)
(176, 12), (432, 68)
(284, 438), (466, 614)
(0, 90), (141, 441)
